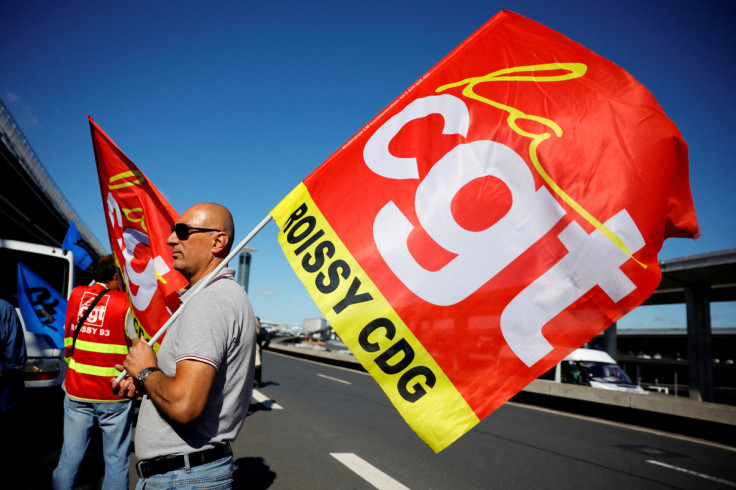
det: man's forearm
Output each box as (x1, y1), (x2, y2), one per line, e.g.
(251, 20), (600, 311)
(141, 370), (196, 424)
(140, 361), (216, 424)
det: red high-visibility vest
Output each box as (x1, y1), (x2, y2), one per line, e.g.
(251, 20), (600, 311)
(63, 283), (131, 402)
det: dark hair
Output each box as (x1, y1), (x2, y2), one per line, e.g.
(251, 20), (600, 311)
(93, 255), (118, 283)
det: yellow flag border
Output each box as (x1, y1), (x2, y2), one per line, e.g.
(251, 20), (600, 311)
(271, 183), (479, 452)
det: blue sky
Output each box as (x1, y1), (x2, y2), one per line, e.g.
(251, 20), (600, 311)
(1, 0), (734, 329)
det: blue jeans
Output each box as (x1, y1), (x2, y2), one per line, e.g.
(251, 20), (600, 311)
(52, 396), (135, 490)
(135, 453), (234, 489)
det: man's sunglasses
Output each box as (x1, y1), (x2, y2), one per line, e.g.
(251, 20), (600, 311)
(171, 223), (221, 239)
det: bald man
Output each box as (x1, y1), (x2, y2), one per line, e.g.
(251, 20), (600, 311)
(113, 203), (255, 489)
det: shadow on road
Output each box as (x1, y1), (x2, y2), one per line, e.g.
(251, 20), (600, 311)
(4, 386), (279, 489)
(233, 456), (276, 489)
(0, 386), (124, 490)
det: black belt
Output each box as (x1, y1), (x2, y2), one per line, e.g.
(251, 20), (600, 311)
(136, 442), (231, 479)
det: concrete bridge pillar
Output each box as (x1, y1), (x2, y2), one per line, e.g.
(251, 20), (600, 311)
(603, 322), (618, 361)
(686, 284), (713, 401)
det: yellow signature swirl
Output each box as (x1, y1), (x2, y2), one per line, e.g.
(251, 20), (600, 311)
(437, 63), (645, 268)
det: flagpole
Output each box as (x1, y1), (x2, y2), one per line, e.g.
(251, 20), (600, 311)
(115, 214), (273, 384)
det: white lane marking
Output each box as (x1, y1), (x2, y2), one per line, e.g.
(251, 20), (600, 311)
(318, 373), (352, 384)
(647, 460), (736, 487)
(331, 453), (410, 490)
(251, 389), (283, 409)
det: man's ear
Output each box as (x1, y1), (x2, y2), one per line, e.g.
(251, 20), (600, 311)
(212, 232), (229, 255)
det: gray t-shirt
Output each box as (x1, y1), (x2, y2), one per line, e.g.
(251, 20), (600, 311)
(135, 268), (255, 460)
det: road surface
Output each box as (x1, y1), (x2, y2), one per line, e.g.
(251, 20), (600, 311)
(8, 350), (735, 489)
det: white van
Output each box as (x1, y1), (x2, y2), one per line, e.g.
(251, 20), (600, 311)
(0, 238), (74, 388)
(541, 347), (648, 394)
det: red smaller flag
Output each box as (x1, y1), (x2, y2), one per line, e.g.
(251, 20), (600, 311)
(89, 117), (187, 344)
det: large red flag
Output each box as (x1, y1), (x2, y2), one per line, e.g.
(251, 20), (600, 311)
(90, 117), (187, 346)
(270, 10), (698, 452)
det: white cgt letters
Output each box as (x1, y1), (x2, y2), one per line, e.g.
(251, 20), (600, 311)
(365, 94), (645, 367)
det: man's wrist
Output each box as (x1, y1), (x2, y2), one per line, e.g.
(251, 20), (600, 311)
(137, 367), (161, 391)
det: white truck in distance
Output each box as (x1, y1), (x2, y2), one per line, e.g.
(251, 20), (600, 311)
(0, 238), (73, 388)
(542, 347), (648, 394)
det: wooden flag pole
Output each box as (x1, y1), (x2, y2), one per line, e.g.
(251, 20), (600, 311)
(115, 214), (273, 383)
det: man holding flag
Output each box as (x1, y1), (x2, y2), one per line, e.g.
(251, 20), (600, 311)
(112, 203), (256, 489)
(94, 8), (698, 456)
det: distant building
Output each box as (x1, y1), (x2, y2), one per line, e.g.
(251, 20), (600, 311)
(302, 317), (327, 334)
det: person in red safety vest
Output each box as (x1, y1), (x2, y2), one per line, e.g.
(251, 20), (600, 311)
(52, 255), (135, 490)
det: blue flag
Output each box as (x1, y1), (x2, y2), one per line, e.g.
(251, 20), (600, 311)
(62, 221), (93, 270)
(17, 263), (67, 349)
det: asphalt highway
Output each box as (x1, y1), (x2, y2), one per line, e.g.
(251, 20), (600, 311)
(229, 351), (736, 489)
(8, 350), (735, 489)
